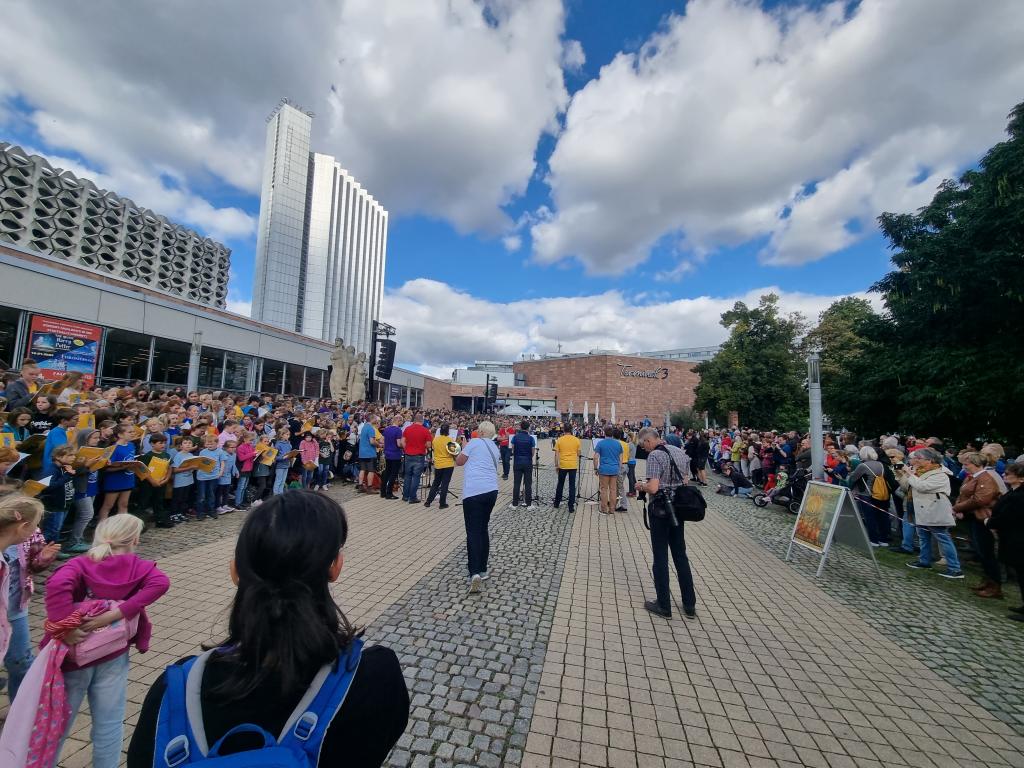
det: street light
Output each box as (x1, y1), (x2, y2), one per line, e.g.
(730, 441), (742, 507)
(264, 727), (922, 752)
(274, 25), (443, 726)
(807, 351), (824, 481)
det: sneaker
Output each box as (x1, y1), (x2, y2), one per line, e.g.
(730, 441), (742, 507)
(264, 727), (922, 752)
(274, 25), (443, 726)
(526, 505), (535, 512)
(644, 600), (670, 618)
(684, 606), (697, 619)
(469, 574), (483, 594)
(939, 570), (965, 580)
(68, 541), (91, 553)
(907, 561), (931, 570)
(615, 506), (628, 512)
(439, 504), (450, 509)
(480, 571), (491, 581)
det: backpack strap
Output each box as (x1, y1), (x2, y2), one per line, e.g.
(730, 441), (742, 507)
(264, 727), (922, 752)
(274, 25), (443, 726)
(278, 638), (364, 764)
(156, 650), (214, 767)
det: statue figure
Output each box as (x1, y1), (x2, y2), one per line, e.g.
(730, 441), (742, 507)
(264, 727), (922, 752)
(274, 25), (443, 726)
(329, 339), (353, 401)
(347, 350), (367, 403)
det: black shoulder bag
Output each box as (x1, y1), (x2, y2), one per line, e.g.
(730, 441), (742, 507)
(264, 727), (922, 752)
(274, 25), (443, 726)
(643, 446), (707, 529)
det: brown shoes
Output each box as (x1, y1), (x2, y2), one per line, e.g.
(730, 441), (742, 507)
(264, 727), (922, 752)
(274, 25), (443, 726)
(977, 585), (1004, 599)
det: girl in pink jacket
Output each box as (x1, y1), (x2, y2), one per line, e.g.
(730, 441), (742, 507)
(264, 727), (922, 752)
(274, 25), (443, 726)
(300, 431), (321, 488)
(45, 514), (169, 768)
(0, 496), (47, 673)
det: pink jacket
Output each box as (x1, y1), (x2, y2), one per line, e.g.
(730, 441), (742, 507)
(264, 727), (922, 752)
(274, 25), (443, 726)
(236, 441), (257, 472)
(43, 552), (169, 669)
(300, 439), (320, 464)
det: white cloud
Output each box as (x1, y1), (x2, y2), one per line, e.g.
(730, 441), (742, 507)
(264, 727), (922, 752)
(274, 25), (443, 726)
(533, 0), (1024, 273)
(225, 297), (252, 317)
(502, 235), (523, 253)
(0, 0), (571, 237)
(561, 39), (586, 73)
(383, 278), (866, 370)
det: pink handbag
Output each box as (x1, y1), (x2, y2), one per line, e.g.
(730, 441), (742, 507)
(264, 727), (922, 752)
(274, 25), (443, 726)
(65, 599), (140, 667)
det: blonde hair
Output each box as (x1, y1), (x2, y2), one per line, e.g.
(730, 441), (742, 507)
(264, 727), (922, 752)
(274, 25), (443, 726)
(88, 515), (144, 561)
(476, 420), (496, 439)
(0, 494), (43, 529)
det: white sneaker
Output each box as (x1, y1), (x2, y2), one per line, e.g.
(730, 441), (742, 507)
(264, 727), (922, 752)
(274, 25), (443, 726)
(526, 506), (535, 512)
(469, 574), (483, 594)
(509, 502), (518, 509)
(480, 571), (491, 581)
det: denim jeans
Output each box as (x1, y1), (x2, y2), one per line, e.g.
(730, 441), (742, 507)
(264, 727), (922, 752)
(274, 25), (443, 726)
(317, 461), (332, 486)
(196, 479), (218, 518)
(733, 486), (753, 498)
(3, 609), (32, 702)
(463, 490), (497, 576)
(916, 526), (961, 571)
(554, 468), (577, 510)
(234, 473), (250, 507)
(900, 500), (917, 551)
(649, 514), (697, 613)
(301, 467), (317, 487)
(41, 507), (67, 543)
(856, 494), (890, 544)
(71, 495), (96, 545)
(61, 652), (130, 768)
(403, 455), (425, 501)
(273, 465), (289, 495)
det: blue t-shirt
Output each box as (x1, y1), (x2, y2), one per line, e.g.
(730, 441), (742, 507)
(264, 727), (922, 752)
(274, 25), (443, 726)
(197, 448), (223, 481)
(358, 424), (377, 459)
(42, 427), (69, 474)
(103, 443), (137, 491)
(511, 431), (535, 467)
(594, 438), (623, 476)
(172, 451), (195, 488)
(218, 452), (236, 484)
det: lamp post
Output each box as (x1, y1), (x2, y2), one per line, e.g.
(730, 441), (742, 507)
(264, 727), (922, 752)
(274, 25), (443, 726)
(186, 331), (202, 392)
(807, 351), (824, 481)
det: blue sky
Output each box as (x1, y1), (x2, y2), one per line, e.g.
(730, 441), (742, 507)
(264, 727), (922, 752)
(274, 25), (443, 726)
(2, 0), (1021, 373)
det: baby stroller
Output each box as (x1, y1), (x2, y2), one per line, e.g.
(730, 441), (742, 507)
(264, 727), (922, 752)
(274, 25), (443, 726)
(753, 467), (809, 513)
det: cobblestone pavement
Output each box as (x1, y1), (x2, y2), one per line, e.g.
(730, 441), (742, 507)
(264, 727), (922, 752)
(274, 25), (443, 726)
(2, 448), (1022, 768)
(709, 485), (1024, 735)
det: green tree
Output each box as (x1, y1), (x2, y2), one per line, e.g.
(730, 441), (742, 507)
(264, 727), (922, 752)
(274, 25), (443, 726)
(871, 102), (1024, 442)
(694, 294), (806, 430)
(670, 407), (704, 432)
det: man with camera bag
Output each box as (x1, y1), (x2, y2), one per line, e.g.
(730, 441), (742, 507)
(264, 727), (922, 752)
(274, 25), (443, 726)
(635, 427), (699, 619)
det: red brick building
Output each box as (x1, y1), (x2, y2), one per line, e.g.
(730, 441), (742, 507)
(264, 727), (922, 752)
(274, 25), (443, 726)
(513, 354), (700, 423)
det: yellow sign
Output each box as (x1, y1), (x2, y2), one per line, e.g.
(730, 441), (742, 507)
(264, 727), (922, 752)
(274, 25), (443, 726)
(792, 482), (844, 553)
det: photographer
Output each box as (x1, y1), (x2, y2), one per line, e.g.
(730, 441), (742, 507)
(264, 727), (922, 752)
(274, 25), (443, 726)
(634, 427), (698, 619)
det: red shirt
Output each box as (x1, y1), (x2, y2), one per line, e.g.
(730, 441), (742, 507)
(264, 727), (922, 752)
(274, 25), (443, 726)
(402, 423), (432, 455)
(498, 427), (515, 446)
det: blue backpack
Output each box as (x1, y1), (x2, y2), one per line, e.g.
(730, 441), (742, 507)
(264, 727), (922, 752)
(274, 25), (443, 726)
(155, 639), (363, 768)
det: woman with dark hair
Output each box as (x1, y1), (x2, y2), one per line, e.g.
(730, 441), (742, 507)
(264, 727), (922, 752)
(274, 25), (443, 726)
(127, 491), (409, 767)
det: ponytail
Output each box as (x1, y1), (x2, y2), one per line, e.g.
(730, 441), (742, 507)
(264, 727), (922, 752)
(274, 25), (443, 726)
(88, 514), (143, 561)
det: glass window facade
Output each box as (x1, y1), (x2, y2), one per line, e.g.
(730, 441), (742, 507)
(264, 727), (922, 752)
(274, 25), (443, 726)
(151, 337), (190, 385)
(101, 329), (151, 383)
(224, 351), (252, 392)
(260, 360), (285, 395)
(0, 306), (19, 368)
(303, 368), (323, 398)
(197, 347), (225, 389)
(287, 364), (304, 396)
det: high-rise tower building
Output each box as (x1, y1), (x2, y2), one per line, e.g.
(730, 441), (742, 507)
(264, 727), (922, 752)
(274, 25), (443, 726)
(251, 101), (387, 354)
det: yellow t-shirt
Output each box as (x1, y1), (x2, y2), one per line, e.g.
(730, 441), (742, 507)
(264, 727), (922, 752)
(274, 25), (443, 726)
(432, 434), (455, 469)
(619, 440), (629, 468)
(555, 434), (581, 470)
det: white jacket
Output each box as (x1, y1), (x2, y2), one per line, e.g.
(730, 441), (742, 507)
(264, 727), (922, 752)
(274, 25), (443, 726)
(899, 468), (955, 527)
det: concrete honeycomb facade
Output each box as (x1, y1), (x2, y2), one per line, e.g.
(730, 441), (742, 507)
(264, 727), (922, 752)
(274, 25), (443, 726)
(0, 142), (230, 308)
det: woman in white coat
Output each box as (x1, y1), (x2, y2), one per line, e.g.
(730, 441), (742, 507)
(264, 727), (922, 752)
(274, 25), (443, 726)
(898, 448), (963, 580)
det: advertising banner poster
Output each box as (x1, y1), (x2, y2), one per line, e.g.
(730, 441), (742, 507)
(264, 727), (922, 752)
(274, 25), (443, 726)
(792, 481), (844, 553)
(27, 315), (102, 387)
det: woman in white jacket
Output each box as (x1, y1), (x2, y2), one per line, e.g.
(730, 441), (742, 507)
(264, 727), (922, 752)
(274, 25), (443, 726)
(898, 447), (963, 579)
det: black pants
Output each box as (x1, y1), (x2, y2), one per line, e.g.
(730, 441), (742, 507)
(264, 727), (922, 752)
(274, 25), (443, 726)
(427, 467), (453, 506)
(381, 458), (402, 498)
(463, 490), (498, 576)
(512, 465), (532, 506)
(554, 468), (576, 510)
(172, 485), (192, 517)
(650, 514), (697, 613)
(252, 474), (269, 501)
(971, 517), (1002, 584)
(499, 445), (510, 479)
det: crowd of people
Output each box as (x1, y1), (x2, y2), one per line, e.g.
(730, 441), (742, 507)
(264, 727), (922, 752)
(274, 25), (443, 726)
(0, 354), (1022, 767)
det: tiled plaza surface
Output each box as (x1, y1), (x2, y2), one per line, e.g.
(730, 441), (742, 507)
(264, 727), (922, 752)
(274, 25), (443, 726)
(1, 446), (1021, 767)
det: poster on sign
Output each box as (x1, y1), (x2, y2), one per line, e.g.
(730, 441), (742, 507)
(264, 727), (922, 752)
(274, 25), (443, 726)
(785, 480), (879, 577)
(26, 315), (102, 388)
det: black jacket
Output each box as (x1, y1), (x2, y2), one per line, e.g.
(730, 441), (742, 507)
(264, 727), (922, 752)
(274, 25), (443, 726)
(38, 464), (75, 511)
(4, 379), (35, 409)
(988, 485), (1024, 564)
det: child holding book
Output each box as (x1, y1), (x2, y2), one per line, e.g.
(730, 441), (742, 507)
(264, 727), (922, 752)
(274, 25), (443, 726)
(273, 428), (293, 495)
(250, 434), (273, 507)
(217, 439), (239, 514)
(68, 429), (104, 553)
(196, 434), (224, 521)
(38, 444), (77, 552)
(139, 433), (173, 528)
(300, 431), (320, 488)
(96, 424), (138, 523)
(171, 436), (197, 522)
(234, 431), (257, 508)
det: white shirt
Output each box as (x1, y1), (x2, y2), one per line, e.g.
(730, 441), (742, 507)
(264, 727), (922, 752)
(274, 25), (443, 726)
(461, 438), (500, 499)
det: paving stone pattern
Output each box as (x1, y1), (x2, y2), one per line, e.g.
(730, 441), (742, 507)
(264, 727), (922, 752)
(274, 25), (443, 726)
(710, 489), (1024, 733)
(374, 503), (575, 768)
